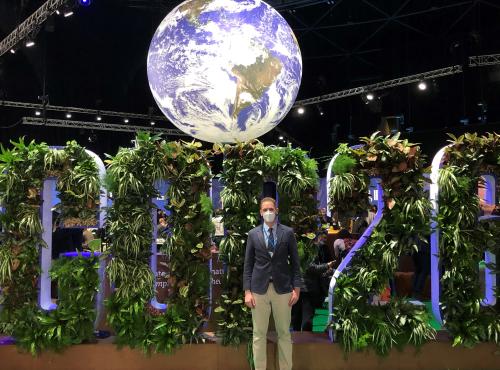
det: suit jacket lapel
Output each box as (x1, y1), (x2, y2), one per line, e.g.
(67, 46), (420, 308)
(275, 223), (285, 254)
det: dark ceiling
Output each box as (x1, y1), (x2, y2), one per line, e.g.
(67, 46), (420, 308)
(1, 0), (500, 173)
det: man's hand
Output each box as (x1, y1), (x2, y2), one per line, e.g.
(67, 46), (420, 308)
(288, 287), (300, 306)
(244, 290), (256, 308)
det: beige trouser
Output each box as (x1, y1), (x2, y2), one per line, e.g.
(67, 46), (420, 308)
(251, 283), (292, 370)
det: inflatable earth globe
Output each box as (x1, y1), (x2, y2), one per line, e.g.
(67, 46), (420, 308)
(147, 0), (302, 143)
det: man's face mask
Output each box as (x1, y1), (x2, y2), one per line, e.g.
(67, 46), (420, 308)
(262, 210), (276, 223)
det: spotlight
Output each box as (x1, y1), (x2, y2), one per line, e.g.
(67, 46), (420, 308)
(63, 5), (74, 17)
(78, 0), (91, 6)
(25, 39), (35, 48)
(297, 107), (305, 115)
(418, 81), (427, 91)
(35, 110), (41, 116)
(96, 115), (102, 121)
(124, 118), (129, 123)
(9, 48), (16, 54)
(278, 135), (284, 140)
(150, 121), (156, 126)
(316, 105), (324, 116)
(366, 93), (374, 101)
(65, 112), (72, 119)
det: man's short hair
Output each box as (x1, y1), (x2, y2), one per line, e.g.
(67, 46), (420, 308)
(260, 197), (276, 208)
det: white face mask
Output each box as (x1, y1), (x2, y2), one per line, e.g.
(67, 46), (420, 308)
(262, 211), (276, 223)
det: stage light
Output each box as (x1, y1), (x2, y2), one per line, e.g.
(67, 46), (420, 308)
(35, 110), (41, 116)
(66, 112), (72, 119)
(78, 0), (91, 6)
(150, 121), (156, 126)
(316, 105), (324, 116)
(297, 107), (305, 114)
(62, 4), (74, 17)
(9, 48), (15, 54)
(96, 115), (102, 121)
(279, 135), (284, 140)
(124, 118), (129, 123)
(25, 39), (35, 48)
(418, 81), (427, 91)
(366, 93), (374, 101)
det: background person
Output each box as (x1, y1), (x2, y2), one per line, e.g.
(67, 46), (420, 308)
(292, 230), (334, 331)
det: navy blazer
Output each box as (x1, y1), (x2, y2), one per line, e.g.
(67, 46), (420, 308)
(243, 223), (302, 294)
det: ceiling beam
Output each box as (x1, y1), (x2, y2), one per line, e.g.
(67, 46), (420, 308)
(293, 1), (474, 32)
(362, 0), (431, 38)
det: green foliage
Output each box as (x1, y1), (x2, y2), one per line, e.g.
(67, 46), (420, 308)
(0, 139), (100, 354)
(437, 132), (500, 347)
(332, 153), (357, 175)
(216, 141), (319, 345)
(329, 132), (435, 355)
(329, 173), (370, 216)
(11, 255), (100, 355)
(104, 133), (212, 354)
(54, 141), (100, 227)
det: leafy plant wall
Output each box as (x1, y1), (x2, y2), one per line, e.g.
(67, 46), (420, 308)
(437, 133), (500, 346)
(104, 132), (213, 353)
(0, 139), (100, 354)
(215, 141), (319, 346)
(329, 133), (435, 355)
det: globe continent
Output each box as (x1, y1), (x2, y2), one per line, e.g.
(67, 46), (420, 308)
(147, 0), (302, 143)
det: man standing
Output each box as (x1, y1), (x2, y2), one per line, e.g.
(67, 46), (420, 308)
(244, 197), (302, 370)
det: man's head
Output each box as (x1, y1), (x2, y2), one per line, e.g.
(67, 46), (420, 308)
(260, 197), (278, 224)
(319, 208), (326, 216)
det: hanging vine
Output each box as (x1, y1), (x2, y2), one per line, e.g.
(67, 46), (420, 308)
(105, 132), (213, 353)
(0, 138), (100, 354)
(215, 141), (319, 346)
(329, 132), (435, 355)
(437, 132), (500, 347)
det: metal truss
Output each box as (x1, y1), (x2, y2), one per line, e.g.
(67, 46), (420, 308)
(294, 65), (463, 106)
(469, 54), (500, 67)
(0, 0), (67, 57)
(22, 117), (190, 137)
(5, 101), (304, 144)
(1, 100), (168, 121)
